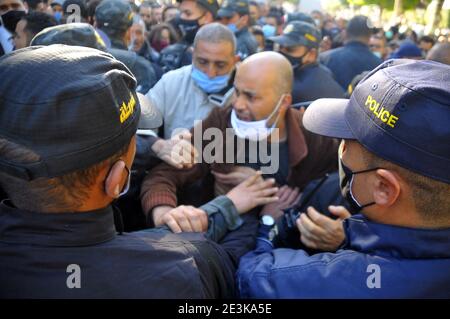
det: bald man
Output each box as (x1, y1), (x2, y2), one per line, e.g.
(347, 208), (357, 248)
(141, 51), (339, 231)
(426, 42), (450, 65)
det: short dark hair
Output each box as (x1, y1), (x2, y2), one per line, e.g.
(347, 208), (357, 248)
(419, 35), (435, 45)
(24, 0), (45, 10)
(266, 13), (283, 26)
(162, 4), (177, 21)
(148, 22), (179, 44)
(87, 0), (102, 20)
(22, 11), (57, 38)
(361, 146), (450, 224)
(0, 138), (130, 212)
(346, 15), (372, 40)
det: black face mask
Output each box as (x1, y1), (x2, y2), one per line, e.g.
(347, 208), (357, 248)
(280, 50), (308, 70)
(1, 10), (26, 33)
(338, 146), (379, 213)
(175, 15), (204, 45)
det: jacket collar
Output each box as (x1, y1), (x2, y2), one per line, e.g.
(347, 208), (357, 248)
(0, 200), (116, 247)
(110, 38), (128, 50)
(235, 27), (249, 37)
(343, 214), (450, 259)
(285, 107), (308, 167)
(344, 40), (370, 50)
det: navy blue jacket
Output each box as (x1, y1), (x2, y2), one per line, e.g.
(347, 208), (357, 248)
(237, 214), (450, 298)
(291, 63), (344, 105)
(235, 27), (258, 60)
(319, 41), (382, 90)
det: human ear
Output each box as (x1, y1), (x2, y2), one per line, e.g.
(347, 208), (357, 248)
(104, 160), (126, 198)
(372, 169), (401, 207)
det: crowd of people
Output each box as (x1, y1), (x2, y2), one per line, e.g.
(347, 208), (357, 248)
(0, 0), (449, 299)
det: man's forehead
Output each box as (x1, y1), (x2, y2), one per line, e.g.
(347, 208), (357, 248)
(234, 67), (265, 94)
(194, 40), (234, 59)
(140, 7), (151, 13)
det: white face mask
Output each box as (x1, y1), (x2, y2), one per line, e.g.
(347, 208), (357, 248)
(231, 94), (285, 141)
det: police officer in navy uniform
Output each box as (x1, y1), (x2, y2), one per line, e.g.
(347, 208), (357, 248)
(0, 45), (278, 298)
(270, 21), (344, 105)
(159, 0), (218, 73)
(217, 0), (258, 60)
(95, 0), (160, 93)
(238, 59), (450, 298)
(319, 15), (382, 91)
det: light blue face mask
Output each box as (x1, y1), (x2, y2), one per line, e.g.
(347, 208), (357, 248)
(262, 24), (276, 38)
(372, 51), (382, 59)
(54, 11), (62, 23)
(227, 23), (238, 34)
(191, 66), (231, 94)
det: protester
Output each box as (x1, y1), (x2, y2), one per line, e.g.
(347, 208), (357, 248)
(13, 11), (55, 49)
(162, 5), (178, 23)
(158, 0), (218, 72)
(147, 22), (179, 52)
(419, 35), (435, 55)
(0, 0), (26, 56)
(141, 51), (338, 231)
(369, 34), (387, 60)
(146, 22), (238, 140)
(426, 42), (450, 65)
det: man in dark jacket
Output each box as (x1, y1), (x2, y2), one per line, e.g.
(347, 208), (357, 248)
(217, 0), (258, 60)
(270, 20), (344, 105)
(319, 15), (382, 91)
(0, 45), (277, 298)
(158, 0), (218, 72)
(95, 0), (159, 93)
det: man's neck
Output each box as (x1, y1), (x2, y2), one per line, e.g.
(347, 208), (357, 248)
(364, 204), (450, 229)
(269, 118), (287, 143)
(345, 38), (369, 46)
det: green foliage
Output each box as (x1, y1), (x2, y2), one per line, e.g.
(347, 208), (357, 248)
(345, 0), (431, 10)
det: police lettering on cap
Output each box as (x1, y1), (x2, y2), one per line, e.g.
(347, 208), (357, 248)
(217, 0), (249, 18)
(269, 21), (321, 49)
(0, 45), (158, 180)
(303, 59), (450, 184)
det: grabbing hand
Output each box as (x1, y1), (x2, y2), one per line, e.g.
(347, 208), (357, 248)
(296, 205), (351, 252)
(260, 185), (301, 219)
(151, 131), (198, 169)
(226, 171), (279, 214)
(160, 205), (208, 233)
